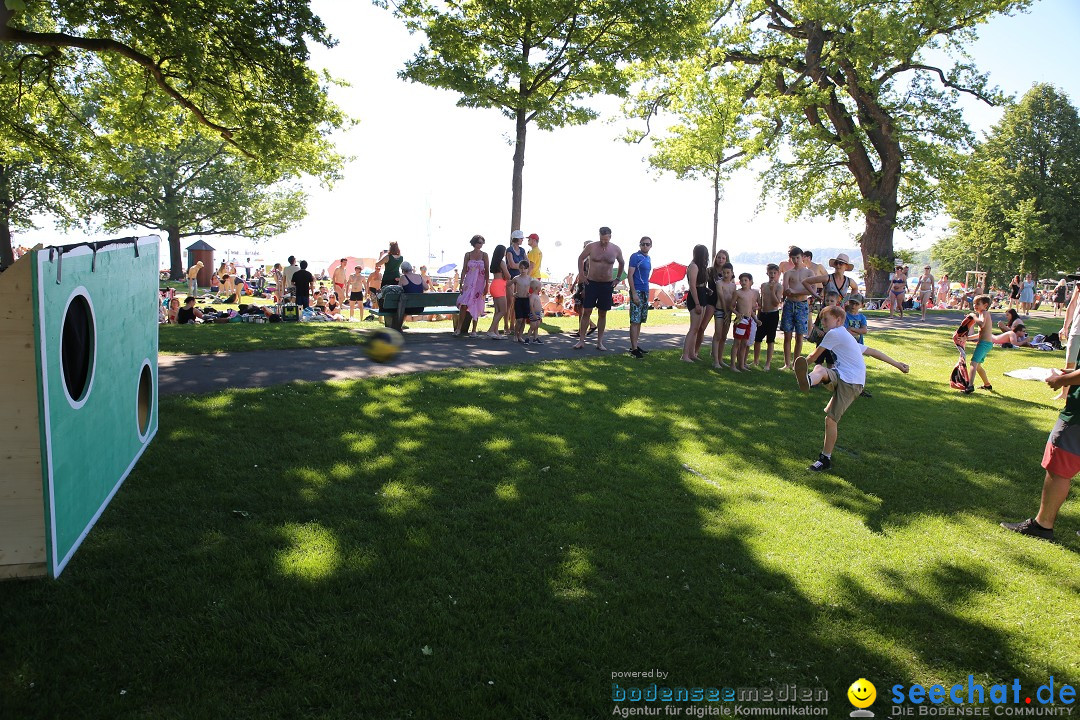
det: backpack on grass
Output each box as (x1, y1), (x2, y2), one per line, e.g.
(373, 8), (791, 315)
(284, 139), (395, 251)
(950, 359), (971, 391)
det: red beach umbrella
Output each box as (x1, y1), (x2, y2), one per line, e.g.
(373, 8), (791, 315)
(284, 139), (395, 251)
(650, 262), (687, 287)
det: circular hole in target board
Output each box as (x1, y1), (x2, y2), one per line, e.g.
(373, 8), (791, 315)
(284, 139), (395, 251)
(137, 361), (153, 440)
(61, 289), (96, 408)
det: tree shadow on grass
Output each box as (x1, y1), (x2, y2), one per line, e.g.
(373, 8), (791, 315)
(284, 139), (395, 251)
(0, 354), (1076, 719)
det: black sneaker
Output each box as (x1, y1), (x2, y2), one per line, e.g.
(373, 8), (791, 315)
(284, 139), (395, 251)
(639, 348), (650, 354)
(860, 389), (872, 398)
(808, 454), (832, 472)
(1000, 518), (1054, 541)
(629, 347), (644, 358)
(964, 383), (975, 395)
(586, 326), (596, 336)
(533, 338), (543, 345)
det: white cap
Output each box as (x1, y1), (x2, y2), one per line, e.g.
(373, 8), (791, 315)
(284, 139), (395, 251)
(510, 230), (524, 240)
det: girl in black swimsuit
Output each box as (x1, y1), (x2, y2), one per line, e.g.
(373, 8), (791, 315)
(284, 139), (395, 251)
(682, 245), (714, 362)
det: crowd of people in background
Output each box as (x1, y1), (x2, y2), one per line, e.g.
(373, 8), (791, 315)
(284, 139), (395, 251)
(153, 235), (1080, 540)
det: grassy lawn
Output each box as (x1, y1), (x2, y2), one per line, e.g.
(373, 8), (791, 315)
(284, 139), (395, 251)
(159, 308), (691, 355)
(4, 326), (1077, 718)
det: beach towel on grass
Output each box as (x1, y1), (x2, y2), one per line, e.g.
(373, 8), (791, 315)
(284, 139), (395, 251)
(1003, 367), (1055, 382)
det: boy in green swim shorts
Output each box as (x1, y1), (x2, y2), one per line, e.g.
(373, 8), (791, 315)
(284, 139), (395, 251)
(968, 294), (994, 392)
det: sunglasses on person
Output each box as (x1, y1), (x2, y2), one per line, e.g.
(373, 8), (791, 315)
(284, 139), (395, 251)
(640, 241), (652, 246)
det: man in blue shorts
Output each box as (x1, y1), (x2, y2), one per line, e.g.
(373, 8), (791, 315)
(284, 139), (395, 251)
(627, 236), (653, 358)
(780, 246), (813, 369)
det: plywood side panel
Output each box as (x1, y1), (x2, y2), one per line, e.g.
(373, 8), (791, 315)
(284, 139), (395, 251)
(0, 562), (48, 580)
(0, 252), (46, 571)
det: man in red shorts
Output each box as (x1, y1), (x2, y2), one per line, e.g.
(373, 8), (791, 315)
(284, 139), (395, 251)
(1001, 367), (1080, 541)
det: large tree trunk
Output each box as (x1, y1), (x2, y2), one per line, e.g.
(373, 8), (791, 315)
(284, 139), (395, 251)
(0, 164), (13, 270)
(858, 209), (896, 298)
(0, 213), (13, 270)
(510, 108), (527, 233)
(168, 224), (183, 280)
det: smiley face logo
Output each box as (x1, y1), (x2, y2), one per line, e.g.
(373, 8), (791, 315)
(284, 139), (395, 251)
(848, 678), (877, 709)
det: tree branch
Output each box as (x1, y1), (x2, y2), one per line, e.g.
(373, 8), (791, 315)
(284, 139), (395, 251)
(876, 63), (997, 105)
(0, 21), (257, 157)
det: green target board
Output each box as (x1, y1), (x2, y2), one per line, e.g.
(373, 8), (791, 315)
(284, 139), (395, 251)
(0, 236), (159, 579)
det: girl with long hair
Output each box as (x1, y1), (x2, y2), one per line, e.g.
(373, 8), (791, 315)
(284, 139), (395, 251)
(681, 245), (715, 362)
(486, 244), (510, 338)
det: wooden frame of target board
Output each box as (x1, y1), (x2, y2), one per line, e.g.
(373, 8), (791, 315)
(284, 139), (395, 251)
(0, 236), (159, 579)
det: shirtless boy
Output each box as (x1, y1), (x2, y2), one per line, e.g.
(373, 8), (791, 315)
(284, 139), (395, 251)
(712, 262), (737, 369)
(528, 279), (544, 344)
(731, 273), (760, 372)
(332, 258), (348, 303)
(574, 226), (625, 351)
(346, 265), (366, 320)
(508, 259), (533, 343)
(781, 246), (814, 369)
(754, 263), (784, 370)
(967, 294), (995, 393)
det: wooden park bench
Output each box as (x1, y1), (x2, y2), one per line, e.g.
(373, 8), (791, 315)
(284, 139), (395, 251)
(377, 291), (460, 331)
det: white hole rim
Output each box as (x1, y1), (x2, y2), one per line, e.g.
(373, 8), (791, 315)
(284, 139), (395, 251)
(60, 286), (97, 410)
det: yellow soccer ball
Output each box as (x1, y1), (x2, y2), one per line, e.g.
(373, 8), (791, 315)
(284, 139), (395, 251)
(364, 327), (404, 363)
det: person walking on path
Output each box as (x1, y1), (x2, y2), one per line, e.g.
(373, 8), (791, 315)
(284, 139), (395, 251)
(912, 265), (936, 320)
(1009, 274), (1021, 310)
(627, 236), (653, 358)
(573, 226), (624, 351)
(1054, 278), (1068, 317)
(888, 262), (907, 318)
(1020, 273), (1036, 314)
(937, 274), (951, 306)
(456, 235), (489, 337)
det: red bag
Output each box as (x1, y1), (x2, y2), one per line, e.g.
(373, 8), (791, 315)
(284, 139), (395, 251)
(950, 359), (971, 391)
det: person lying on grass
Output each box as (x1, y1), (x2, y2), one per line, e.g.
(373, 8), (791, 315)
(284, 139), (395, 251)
(992, 325), (1031, 348)
(795, 305), (910, 473)
(1001, 367), (1080, 542)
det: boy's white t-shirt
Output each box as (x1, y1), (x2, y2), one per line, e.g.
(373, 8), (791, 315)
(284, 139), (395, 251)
(819, 325), (868, 386)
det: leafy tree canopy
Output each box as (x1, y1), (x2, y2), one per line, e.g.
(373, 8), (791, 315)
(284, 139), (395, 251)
(935, 83), (1080, 283)
(1, 0), (346, 173)
(626, 0), (1029, 294)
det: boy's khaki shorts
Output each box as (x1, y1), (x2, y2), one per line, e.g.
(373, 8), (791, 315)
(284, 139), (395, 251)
(822, 368), (862, 423)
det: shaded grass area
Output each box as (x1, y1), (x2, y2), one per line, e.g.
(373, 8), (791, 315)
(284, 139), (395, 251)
(159, 308), (690, 355)
(2, 328), (1078, 718)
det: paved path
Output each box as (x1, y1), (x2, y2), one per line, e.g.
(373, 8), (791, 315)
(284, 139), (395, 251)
(158, 312), (965, 396)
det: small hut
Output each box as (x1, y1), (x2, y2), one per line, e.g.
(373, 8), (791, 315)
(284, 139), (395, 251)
(186, 240), (215, 287)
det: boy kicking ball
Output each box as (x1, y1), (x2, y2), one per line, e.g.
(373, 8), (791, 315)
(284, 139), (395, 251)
(795, 306), (910, 472)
